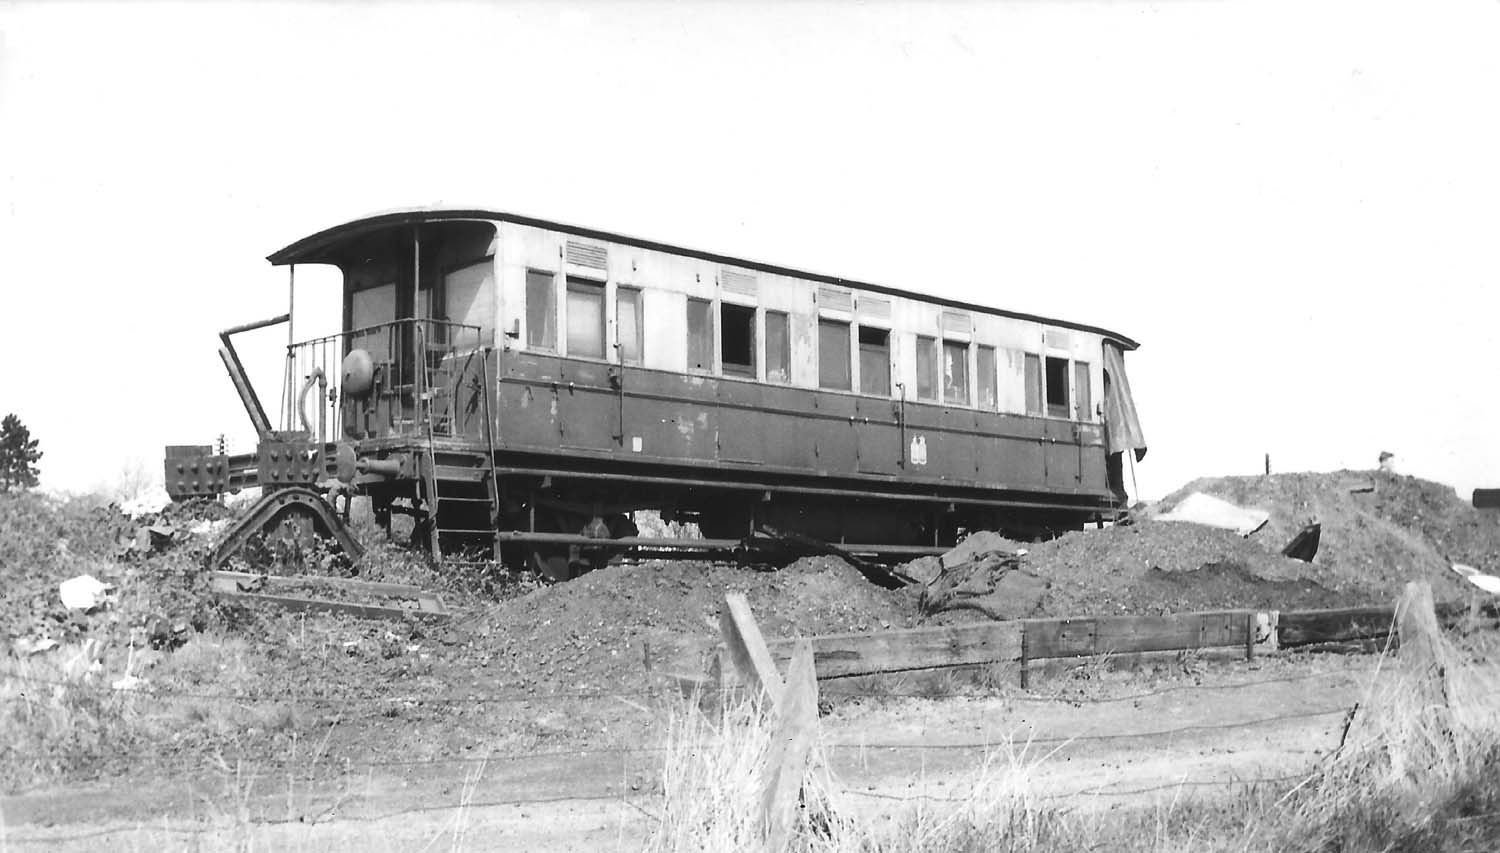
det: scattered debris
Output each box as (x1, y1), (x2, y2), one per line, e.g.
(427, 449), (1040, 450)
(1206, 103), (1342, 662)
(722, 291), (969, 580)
(1448, 563), (1500, 595)
(1281, 522), (1322, 562)
(58, 575), (111, 611)
(12, 636), (59, 656)
(1153, 492), (1270, 536)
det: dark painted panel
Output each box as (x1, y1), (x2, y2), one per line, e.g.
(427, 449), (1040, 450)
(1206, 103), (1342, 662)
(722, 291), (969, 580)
(809, 393), (858, 474)
(717, 379), (765, 463)
(855, 396), (901, 475)
(558, 360), (619, 450)
(760, 385), (815, 469)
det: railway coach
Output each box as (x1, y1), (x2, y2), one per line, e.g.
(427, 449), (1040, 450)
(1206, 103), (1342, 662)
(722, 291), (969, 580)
(166, 208), (1148, 580)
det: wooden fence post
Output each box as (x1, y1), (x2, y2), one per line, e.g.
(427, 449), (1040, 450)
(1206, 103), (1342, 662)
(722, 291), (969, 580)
(719, 592), (785, 707)
(759, 640), (819, 853)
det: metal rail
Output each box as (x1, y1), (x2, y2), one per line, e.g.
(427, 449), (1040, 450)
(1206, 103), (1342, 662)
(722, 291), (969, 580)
(493, 530), (948, 556)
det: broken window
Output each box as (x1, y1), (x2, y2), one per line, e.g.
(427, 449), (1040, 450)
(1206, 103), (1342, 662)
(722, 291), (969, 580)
(1046, 355), (1070, 418)
(617, 287), (642, 363)
(916, 335), (938, 402)
(943, 340), (969, 406)
(858, 326), (890, 396)
(526, 270), (556, 351)
(1024, 353), (1043, 415)
(720, 302), (756, 377)
(977, 345), (997, 410)
(566, 278), (605, 358)
(765, 310), (790, 383)
(686, 297), (713, 372)
(818, 319), (851, 391)
(1073, 360), (1092, 420)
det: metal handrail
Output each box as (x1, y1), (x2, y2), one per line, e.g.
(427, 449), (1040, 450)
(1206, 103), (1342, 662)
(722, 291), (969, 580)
(282, 318), (485, 440)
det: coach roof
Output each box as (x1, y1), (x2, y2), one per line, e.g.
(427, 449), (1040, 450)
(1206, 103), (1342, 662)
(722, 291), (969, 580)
(268, 207), (1139, 350)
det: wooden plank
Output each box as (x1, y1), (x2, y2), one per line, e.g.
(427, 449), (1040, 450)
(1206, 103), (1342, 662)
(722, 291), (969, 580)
(720, 592), (785, 705)
(212, 570), (430, 599)
(760, 622), (1023, 679)
(209, 572), (450, 620)
(1024, 611), (1253, 661)
(1278, 606), (1395, 647)
(760, 641), (820, 852)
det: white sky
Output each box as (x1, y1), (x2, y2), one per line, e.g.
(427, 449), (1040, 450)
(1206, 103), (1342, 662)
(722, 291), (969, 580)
(2, 1), (1498, 501)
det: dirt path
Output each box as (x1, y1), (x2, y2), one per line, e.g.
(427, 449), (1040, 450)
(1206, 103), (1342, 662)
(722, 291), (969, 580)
(3, 654), (1386, 851)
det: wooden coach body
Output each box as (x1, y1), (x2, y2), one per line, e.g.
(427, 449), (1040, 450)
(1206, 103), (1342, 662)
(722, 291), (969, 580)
(248, 209), (1145, 566)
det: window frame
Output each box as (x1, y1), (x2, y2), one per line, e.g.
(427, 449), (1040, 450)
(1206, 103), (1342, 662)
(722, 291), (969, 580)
(976, 345), (998, 411)
(616, 285), (643, 364)
(916, 335), (939, 402)
(817, 317), (853, 391)
(686, 296), (714, 373)
(941, 339), (970, 407)
(857, 324), (891, 397)
(525, 268), (557, 352)
(719, 301), (757, 378)
(764, 309), (791, 384)
(564, 276), (606, 360)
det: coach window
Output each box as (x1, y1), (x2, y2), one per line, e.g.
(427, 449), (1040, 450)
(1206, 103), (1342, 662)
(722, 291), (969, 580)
(765, 310), (791, 383)
(525, 270), (556, 351)
(566, 278), (605, 359)
(617, 286), (642, 363)
(1024, 353), (1043, 415)
(1073, 361), (1092, 421)
(943, 340), (969, 406)
(686, 297), (713, 372)
(818, 319), (851, 390)
(916, 335), (938, 402)
(977, 345), (998, 410)
(858, 327), (890, 396)
(1045, 356), (1070, 418)
(721, 303), (756, 377)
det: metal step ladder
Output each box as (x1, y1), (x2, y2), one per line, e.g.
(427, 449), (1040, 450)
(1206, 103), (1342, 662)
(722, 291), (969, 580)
(419, 347), (500, 563)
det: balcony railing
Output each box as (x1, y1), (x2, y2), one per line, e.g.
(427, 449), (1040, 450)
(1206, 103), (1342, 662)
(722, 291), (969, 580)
(283, 319), (486, 443)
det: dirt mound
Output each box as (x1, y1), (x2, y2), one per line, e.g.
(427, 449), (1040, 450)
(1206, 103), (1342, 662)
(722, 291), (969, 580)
(1152, 471), (1484, 602)
(468, 556), (914, 692)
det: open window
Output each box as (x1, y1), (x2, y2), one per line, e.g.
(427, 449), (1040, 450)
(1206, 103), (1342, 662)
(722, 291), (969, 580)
(858, 326), (890, 396)
(916, 336), (938, 402)
(977, 345), (997, 410)
(686, 297), (713, 372)
(721, 303), (756, 377)
(765, 310), (790, 383)
(526, 270), (556, 351)
(1045, 356), (1070, 418)
(943, 340), (969, 406)
(566, 278), (605, 358)
(818, 319), (851, 391)
(617, 287), (642, 363)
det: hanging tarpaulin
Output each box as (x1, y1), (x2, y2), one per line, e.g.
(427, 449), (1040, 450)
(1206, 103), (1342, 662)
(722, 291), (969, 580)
(1102, 340), (1147, 461)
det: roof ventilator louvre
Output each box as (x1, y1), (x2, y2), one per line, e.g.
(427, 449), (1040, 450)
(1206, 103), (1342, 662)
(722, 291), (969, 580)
(859, 295), (892, 320)
(941, 310), (972, 335)
(818, 285), (853, 313)
(722, 269), (758, 296)
(565, 240), (608, 271)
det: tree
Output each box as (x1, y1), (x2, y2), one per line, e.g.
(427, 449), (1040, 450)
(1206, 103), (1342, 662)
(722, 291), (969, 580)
(0, 414), (42, 491)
